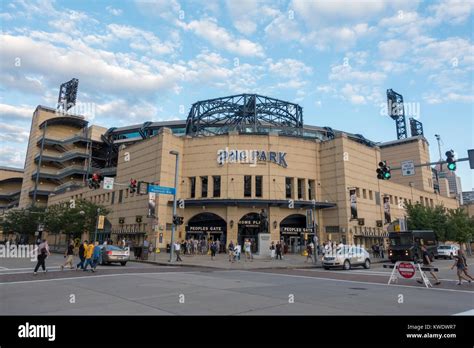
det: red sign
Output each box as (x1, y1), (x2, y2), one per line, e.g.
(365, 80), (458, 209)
(398, 262), (416, 279)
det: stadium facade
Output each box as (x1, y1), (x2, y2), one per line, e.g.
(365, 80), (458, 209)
(13, 94), (458, 251)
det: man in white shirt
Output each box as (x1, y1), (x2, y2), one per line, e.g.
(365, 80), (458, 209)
(174, 241), (182, 262)
(235, 243), (241, 262)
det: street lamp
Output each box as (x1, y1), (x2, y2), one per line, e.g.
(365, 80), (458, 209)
(169, 150), (179, 263)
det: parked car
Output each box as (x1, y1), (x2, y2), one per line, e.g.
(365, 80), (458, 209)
(99, 245), (129, 266)
(435, 245), (459, 259)
(322, 245), (371, 270)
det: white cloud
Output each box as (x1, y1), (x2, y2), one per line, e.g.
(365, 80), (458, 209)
(428, 0), (474, 25)
(378, 39), (409, 59)
(178, 18), (265, 57)
(264, 12), (301, 41)
(226, 0), (279, 35)
(106, 6), (123, 16)
(0, 123), (30, 143)
(329, 64), (386, 83)
(0, 103), (33, 120)
(267, 58), (313, 78)
(0, 146), (26, 168)
(341, 84), (366, 105)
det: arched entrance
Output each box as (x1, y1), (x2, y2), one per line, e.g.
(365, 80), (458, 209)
(280, 214), (311, 254)
(186, 212), (226, 244)
(238, 212), (261, 253)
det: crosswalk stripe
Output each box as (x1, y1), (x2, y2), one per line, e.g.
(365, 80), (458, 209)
(453, 309), (474, 316)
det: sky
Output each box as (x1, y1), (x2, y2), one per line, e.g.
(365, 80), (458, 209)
(0, 0), (472, 190)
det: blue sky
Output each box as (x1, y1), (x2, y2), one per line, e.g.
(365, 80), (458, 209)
(0, 0), (472, 189)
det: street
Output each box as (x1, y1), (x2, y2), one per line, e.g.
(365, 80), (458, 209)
(1, 254), (472, 315)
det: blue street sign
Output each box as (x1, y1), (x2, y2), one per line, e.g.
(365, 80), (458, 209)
(148, 185), (176, 195)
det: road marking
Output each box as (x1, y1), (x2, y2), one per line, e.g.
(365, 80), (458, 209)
(453, 309), (474, 316)
(239, 270), (474, 294)
(0, 270), (197, 285)
(0, 266), (9, 270)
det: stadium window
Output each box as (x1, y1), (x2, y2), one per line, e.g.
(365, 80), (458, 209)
(297, 178), (304, 200)
(190, 177), (196, 198)
(285, 177), (293, 199)
(118, 190), (123, 204)
(308, 180), (316, 200)
(244, 175), (252, 197)
(390, 195), (393, 204)
(213, 176), (221, 197)
(363, 189), (367, 199)
(356, 188), (360, 198)
(201, 176), (208, 198)
(111, 191), (115, 204)
(369, 190), (373, 200)
(255, 176), (263, 198)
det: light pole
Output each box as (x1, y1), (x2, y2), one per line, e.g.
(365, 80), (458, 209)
(169, 150), (179, 263)
(93, 208), (101, 242)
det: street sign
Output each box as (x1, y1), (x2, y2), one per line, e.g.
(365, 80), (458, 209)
(103, 177), (114, 190)
(97, 215), (105, 230)
(398, 262), (416, 278)
(138, 181), (149, 195)
(401, 160), (415, 176)
(468, 149), (474, 169)
(148, 185), (176, 195)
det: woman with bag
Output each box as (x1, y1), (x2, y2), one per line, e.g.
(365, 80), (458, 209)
(33, 240), (51, 275)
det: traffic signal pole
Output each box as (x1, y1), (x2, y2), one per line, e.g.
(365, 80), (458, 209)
(388, 158), (470, 171)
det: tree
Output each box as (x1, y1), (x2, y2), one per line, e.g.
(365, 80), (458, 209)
(1, 207), (46, 241)
(405, 202), (448, 241)
(446, 208), (474, 244)
(44, 199), (110, 242)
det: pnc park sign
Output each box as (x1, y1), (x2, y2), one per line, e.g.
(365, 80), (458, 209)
(217, 148), (288, 168)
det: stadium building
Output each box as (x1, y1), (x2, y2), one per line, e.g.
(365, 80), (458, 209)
(17, 94), (458, 251)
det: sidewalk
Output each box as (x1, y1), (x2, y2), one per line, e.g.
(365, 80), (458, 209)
(130, 251), (390, 270)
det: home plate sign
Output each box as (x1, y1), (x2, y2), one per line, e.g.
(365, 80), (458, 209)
(398, 262), (416, 278)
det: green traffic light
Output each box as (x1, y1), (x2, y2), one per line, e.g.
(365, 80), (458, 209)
(384, 172), (391, 179)
(447, 162), (456, 171)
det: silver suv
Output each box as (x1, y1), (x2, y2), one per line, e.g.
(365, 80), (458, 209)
(323, 245), (371, 270)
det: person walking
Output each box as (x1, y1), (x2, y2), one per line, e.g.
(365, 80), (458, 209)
(305, 243), (313, 263)
(92, 241), (102, 271)
(457, 248), (473, 280)
(244, 239), (252, 262)
(210, 241), (217, 260)
(451, 254), (473, 285)
(61, 242), (75, 270)
(174, 241), (182, 262)
(379, 243), (385, 259)
(270, 242), (276, 260)
(228, 241), (235, 262)
(417, 245), (441, 285)
(235, 242), (241, 262)
(83, 241), (95, 272)
(275, 241), (283, 260)
(33, 239), (50, 275)
(76, 241), (87, 270)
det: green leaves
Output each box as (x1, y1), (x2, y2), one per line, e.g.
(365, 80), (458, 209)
(405, 202), (473, 243)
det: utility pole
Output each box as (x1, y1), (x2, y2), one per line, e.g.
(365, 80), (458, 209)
(434, 134), (443, 171)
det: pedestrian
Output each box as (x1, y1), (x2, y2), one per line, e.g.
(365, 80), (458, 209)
(174, 241), (182, 262)
(83, 240), (95, 272)
(76, 240), (87, 270)
(228, 241), (235, 262)
(379, 243), (385, 259)
(235, 242), (241, 262)
(33, 239), (50, 275)
(61, 242), (75, 270)
(305, 243), (313, 263)
(210, 241), (217, 260)
(451, 255), (472, 285)
(276, 241), (283, 260)
(143, 237), (149, 260)
(417, 245), (441, 285)
(216, 240), (221, 254)
(92, 241), (101, 270)
(244, 239), (252, 261)
(270, 242), (276, 260)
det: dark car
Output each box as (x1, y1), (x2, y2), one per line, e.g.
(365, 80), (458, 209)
(99, 245), (130, 266)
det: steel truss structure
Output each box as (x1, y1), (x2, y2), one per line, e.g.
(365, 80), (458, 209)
(185, 94), (304, 136)
(386, 89), (407, 140)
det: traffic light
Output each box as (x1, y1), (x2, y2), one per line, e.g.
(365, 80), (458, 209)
(445, 150), (456, 171)
(376, 161), (391, 180)
(129, 179), (137, 193)
(173, 215), (184, 225)
(87, 172), (102, 189)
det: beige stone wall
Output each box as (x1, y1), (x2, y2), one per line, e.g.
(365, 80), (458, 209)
(0, 168), (23, 209)
(18, 106), (100, 208)
(463, 203), (474, 217)
(380, 137), (433, 192)
(47, 128), (459, 248)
